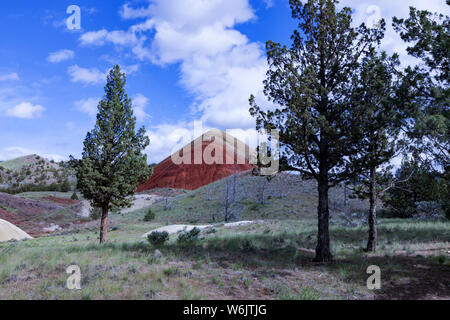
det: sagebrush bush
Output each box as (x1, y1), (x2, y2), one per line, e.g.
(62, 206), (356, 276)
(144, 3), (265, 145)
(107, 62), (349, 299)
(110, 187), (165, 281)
(144, 209), (155, 221)
(147, 231), (169, 246)
(177, 227), (201, 244)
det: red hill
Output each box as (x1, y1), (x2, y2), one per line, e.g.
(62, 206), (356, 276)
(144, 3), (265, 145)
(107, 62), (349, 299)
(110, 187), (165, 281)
(137, 130), (256, 191)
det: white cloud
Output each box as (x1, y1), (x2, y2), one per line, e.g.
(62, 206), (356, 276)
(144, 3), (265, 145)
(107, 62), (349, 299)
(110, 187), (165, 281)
(80, 29), (139, 47)
(68, 65), (106, 85)
(47, 49), (75, 63)
(122, 64), (140, 75)
(0, 146), (34, 161)
(6, 102), (44, 119)
(120, 3), (153, 19)
(0, 73), (20, 81)
(79, 0), (269, 162)
(75, 97), (99, 117)
(132, 94), (151, 122)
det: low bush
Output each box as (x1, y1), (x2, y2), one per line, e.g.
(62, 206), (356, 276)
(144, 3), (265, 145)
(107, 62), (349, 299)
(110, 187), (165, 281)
(177, 227), (201, 244)
(147, 231), (170, 246)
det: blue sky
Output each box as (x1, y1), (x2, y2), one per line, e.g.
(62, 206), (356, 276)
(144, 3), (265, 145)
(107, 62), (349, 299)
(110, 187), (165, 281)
(0, 0), (448, 163)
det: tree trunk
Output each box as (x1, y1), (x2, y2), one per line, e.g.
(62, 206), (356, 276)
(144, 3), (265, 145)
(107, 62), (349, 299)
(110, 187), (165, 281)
(99, 205), (109, 244)
(366, 166), (378, 252)
(315, 165), (332, 262)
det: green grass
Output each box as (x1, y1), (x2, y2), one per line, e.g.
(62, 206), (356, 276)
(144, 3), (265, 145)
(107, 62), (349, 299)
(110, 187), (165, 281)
(16, 191), (75, 201)
(1, 210), (448, 300)
(0, 179), (448, 300)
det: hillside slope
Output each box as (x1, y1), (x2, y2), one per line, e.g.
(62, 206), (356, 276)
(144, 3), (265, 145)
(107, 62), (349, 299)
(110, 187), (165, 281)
(0, 154), (75, 190)
(148, 172), (367, 224)
(137, 130), (256, 192)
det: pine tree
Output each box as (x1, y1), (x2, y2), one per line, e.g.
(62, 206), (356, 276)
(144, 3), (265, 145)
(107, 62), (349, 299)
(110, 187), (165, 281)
(393, 5), (449, 170)
(348, 49), (406, 252)
(73, 65), (151, 244)
(249, 0), (384, 261)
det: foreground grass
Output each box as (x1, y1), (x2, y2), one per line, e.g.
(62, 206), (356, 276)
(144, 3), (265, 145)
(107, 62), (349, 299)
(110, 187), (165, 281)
(1, 215), (448, 300)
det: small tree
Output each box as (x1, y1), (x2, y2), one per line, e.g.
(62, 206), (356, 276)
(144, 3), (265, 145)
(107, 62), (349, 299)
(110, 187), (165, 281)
(222, 174), (238, 222)
(144, 208), (155, 221)
(73, 65), (151, 243)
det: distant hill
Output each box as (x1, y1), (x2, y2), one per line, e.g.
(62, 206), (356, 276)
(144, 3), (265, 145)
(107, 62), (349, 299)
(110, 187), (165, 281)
(0, 154), (44, 171)
(0, 154), (75, 191)
(137, 130), (256, 192)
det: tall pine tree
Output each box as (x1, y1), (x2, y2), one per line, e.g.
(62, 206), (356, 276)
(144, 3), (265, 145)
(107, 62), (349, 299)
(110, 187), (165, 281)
(348, 49), (406, 252)
(249, 0), (384, 261)
(74, 65), (151, 244)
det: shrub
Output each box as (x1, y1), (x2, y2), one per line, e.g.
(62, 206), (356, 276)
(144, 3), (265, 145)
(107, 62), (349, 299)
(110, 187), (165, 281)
(71, 192), (79, 200)
(147, 231), (169, 246)
(177, 227), (201, 244)
(413, 201), (446, 220)
(144, 208), (156, 221)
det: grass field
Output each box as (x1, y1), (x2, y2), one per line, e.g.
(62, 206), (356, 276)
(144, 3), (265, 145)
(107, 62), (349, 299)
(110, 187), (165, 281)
(0, 174), (448, 300)
(1, 207), (448, 300)
(16, 191), (75, 201)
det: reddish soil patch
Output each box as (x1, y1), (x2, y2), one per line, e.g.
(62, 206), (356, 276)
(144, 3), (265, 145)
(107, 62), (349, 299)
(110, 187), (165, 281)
(0, 207), (44, 237)
(44, 196), (78, 206)
(138, 130), (256, 191)
(0, 193), (87, 237)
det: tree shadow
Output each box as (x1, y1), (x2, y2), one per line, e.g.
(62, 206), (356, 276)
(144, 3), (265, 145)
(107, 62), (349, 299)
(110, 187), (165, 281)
(84, 226), (449, 300)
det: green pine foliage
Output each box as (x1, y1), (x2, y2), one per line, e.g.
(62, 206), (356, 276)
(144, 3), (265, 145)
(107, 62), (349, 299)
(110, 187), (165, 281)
(384, 160), (449, 219)
(249, 0), (384, 262)
(73, 65), (151, 243)
(393, 5), (449, 169)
